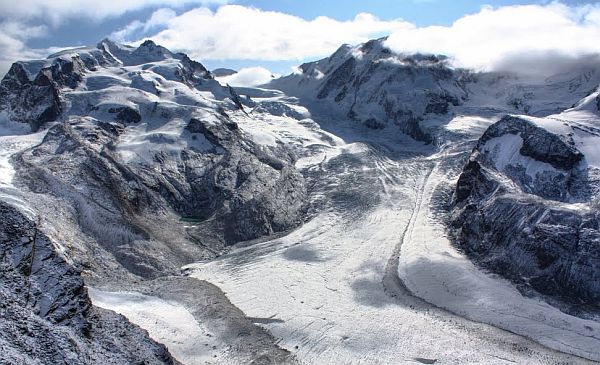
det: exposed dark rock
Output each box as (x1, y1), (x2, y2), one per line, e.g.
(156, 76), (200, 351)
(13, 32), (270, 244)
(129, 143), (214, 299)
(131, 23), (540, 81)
(452, 115), (600, 310)
(425, 93), (461, 115)
(0, 202), (178, 364)
(108, 106), (142, 124)
(0, 63), (63, 131)
(454, 160), (500, 203)
(16, 114), (305, 278)
(364, 118), (385, 129)
(227, 84), (246, 111)
(272, 38), (469, 143)
(47, 56), (86, 89)
(317, 57), (357, 99)
(177, 53), (212, 81)
(479, 116), (583, 170)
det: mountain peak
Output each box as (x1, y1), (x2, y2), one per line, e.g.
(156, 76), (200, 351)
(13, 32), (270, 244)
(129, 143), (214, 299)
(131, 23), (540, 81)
(139, 39), (157, 48)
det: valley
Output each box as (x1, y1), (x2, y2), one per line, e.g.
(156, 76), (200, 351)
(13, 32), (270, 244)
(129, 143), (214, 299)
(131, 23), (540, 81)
(1, 37), (600, 364)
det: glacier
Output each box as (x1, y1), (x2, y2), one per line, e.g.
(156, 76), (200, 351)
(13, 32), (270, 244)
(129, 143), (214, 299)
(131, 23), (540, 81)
(0, 37), (599, 364)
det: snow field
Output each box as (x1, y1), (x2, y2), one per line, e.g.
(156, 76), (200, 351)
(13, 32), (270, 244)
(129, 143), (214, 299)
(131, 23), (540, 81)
(88, 288), (227, 365)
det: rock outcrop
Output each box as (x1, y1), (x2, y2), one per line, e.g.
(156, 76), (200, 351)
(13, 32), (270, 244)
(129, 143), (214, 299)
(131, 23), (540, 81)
(452, 115), (600, 309)
(0, 39), (307, 280)
(0, 202), (178, 364)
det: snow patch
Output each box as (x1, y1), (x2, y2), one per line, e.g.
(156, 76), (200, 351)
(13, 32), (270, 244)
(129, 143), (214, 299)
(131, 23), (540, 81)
(481, 133), (556, 178)
(116, 118), (216, 164)
(88, 288), (224, 365)
(0, 114), (47, 216)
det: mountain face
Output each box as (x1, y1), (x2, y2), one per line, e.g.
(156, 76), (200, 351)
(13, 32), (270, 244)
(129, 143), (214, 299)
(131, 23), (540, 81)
(270, 38), (470, 142)
(271, 37), (600, 144)
(0, 201), (177, 365)
(267, 37), (600, 316)
(2, 35), (600, 364)
(0, 39), (305, 363)
(452, 111), (600, 312)
(0, 39), (306, 279)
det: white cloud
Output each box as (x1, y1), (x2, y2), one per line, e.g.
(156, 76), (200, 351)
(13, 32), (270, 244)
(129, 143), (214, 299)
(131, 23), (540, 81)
(1, 0), (228, 24)
(215, 67), (276, 87)
(384, 2), (600, 73)
(110, 8), (177, 42)
(114, 2), (600, 77)
(139, 5), (413, 61)
(5, 2), (600, 78)
(0, 22), (53, 77)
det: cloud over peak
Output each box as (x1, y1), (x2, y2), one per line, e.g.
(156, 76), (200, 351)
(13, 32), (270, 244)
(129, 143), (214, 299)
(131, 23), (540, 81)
(105, 2), (600, 76)
(142, 5), (412, 62)
(384, 2), (600, 73)
(3, 2), (600, 78)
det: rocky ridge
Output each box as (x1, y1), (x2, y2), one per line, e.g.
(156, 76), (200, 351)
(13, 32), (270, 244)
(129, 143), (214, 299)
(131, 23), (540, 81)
(0, 201), (178, 365)
(451, 113), (600, 313)
(270, 37), (600, 145)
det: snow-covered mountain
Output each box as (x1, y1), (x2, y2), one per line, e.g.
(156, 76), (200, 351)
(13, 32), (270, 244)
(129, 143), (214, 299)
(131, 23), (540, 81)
(0, 39), (306, 276)
(268, 36), (600, 309)
(452, 108), (600, 314)
(2, 37), (600, 364)
(271, 37), (600, 144)
(0, 39), (304, 364)
(270, 38), (470, 142)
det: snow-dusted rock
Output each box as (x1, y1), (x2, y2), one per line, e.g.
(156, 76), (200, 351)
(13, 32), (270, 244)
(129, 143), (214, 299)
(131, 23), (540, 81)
(270, 38), (471, 142)
(0, 202), (178, 364)
(0, 62), (63, 131)
(452, 113), (600, 309)
(0, 39), (306, 278)
(0, 39), (306, 363)
(269, 37), (600, 145)
(4, 34), (600, 364)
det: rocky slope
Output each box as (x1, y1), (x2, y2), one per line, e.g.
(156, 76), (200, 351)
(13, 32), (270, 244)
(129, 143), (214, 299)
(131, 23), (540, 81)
(270, 37), (600, 144)
(0, 39), (305, 364)
(0, 201), (178, 364)
(3, 35), (600, 364)
(451, 110), (600, 314)
(270, 38), (470, 142)
(267, 37), (600, 314)
(1, 38), (306, 280)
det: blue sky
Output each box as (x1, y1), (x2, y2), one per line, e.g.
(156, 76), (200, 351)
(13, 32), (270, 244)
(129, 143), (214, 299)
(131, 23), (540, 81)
(1, 0), (600, 78)
(22, 1), (541, 48)
(236, 0), (551, 25)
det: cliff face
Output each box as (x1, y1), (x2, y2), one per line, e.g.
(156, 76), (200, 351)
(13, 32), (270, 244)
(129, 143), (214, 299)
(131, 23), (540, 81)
(0, 202), (178, 364)
(452, 114), (600, 309)
(0, 62), (63, 131)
